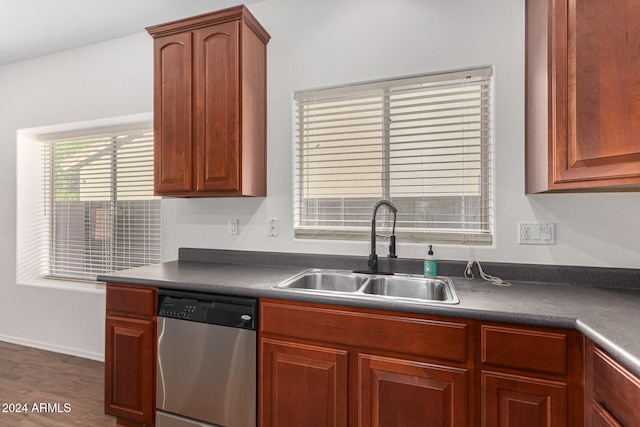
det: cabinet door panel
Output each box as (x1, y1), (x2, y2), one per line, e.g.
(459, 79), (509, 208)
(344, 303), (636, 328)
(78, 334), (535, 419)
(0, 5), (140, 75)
(359, 354), (467, 427)
(592, 345), (640, 426)
(104, 316), (155, 426)
(260, 338), (348, 427)
(591, 402), (623, 427)
(525, 0), (640, 191)
(482, 371), (566, 427)
(556, 0), (640, 185)
(194, 22), (240, 193)
(154, 32), (193, 194)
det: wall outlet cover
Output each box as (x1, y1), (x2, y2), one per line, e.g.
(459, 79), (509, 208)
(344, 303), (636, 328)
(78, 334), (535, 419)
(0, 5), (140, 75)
(518, 223), (555, 245)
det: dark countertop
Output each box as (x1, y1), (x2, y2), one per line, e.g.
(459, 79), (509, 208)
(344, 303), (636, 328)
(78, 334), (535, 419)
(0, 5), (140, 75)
(98, 249), (640, 378)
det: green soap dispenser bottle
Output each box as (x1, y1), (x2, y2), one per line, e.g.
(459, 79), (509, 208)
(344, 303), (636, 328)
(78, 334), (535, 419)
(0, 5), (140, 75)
(423, 245), (438, 277)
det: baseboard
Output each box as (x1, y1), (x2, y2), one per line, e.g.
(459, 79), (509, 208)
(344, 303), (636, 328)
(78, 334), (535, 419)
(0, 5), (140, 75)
(0, 334), (104, 362)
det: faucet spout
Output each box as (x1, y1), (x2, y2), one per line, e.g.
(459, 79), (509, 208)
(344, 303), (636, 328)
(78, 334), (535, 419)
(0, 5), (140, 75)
(363, 200), (397, 274)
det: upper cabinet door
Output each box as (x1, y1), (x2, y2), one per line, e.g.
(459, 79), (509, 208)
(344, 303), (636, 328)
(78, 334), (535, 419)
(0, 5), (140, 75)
(525, 0), (640, 193)
(153, 32), (193, 194)
(147, 5), (269, 197)
(194, 22), (240, 193)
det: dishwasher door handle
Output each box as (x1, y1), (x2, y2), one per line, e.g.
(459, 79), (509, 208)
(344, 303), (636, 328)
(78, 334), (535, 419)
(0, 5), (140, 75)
(156, 317), (167, 410)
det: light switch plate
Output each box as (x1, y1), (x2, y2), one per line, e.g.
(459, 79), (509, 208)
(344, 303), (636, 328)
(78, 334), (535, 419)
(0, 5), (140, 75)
(228, 218), (239, 235)
(518, 223), (555, 245)
(268, 218), (279, 237)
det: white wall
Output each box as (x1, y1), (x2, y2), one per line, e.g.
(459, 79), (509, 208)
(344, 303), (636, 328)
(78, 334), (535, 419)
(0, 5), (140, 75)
(2, 0), (639, 359)
(0, 32), (153, 359)
(164, 0), (640, 268)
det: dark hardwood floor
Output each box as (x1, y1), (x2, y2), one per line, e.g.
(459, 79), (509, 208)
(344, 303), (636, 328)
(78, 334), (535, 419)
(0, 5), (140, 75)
(0, 340), (115, 426)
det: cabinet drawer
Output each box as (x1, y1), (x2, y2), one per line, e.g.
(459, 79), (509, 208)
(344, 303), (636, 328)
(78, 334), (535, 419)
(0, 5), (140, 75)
(261, 299), (470, 363)
(593, 346), (640, 426)
(481, 324), (567, 375)
(106, 284), (156, 318)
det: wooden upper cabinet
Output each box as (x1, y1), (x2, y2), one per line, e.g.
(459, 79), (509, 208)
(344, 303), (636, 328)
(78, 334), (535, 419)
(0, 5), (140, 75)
(147, 5), (270, 197)
(525, 0), (640, 193)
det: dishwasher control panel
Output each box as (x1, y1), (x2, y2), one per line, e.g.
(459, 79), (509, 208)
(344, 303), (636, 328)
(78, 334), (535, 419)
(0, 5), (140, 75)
(158, 297), (198, 320)
(157, 290), (257, 330)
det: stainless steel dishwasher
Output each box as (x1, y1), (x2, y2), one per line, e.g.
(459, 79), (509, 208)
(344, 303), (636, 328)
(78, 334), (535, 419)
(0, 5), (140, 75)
(156, 289), (257, 427)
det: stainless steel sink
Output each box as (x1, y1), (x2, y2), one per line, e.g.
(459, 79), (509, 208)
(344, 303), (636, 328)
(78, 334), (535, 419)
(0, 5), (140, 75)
(361, 276), (458, 303)
(274, 270), (367, 293)
(273, 269), (459, 305)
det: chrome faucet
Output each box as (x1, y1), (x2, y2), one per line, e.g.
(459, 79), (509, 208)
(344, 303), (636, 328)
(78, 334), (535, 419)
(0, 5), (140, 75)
(357, 200), (398, 274)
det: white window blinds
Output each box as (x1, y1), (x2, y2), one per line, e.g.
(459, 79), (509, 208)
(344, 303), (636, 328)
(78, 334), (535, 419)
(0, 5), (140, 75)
(294, 68), (493, 245)
(40, 126), (161, 281)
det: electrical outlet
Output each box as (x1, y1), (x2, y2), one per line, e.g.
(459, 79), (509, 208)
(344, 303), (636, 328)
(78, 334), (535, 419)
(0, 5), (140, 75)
(268, 218), (279, 237)
(228, 218), (239, 235)
(519, 223), (555, 245)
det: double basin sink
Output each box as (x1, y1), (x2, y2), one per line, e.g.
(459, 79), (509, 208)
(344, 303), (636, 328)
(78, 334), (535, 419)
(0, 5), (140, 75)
(273, 269), (459, 305)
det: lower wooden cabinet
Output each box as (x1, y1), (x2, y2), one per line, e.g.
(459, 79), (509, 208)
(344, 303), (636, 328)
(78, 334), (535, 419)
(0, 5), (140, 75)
(104, 283), (157, 427)
(590, 402), (623, 427)
(101, 291), (640, 427)
(585, 339), (640, 426)
(259, 299), (595, 427)
(482, 371), (567, 426)
(479, 323), (584, 427)
(259, 299), (473, 427)
(260, 338), (348, 427)
(359, 353), (468, 427)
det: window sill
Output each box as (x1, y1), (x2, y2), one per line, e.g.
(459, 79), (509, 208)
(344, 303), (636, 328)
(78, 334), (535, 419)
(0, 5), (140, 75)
(16, 276), (106, 294)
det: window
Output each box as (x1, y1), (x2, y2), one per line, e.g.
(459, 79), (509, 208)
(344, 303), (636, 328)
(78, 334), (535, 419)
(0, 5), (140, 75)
(294, 68), (493, 245)
(17, 124), (161, 283)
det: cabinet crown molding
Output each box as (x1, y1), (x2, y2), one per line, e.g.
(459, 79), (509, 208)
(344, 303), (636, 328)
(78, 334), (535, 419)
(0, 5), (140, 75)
(146, 4), (271, 43)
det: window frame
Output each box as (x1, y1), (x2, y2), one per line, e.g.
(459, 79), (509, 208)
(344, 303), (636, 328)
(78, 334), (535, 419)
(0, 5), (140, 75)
(293, 68), (493, 246)
(16, 119), (161, 288)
